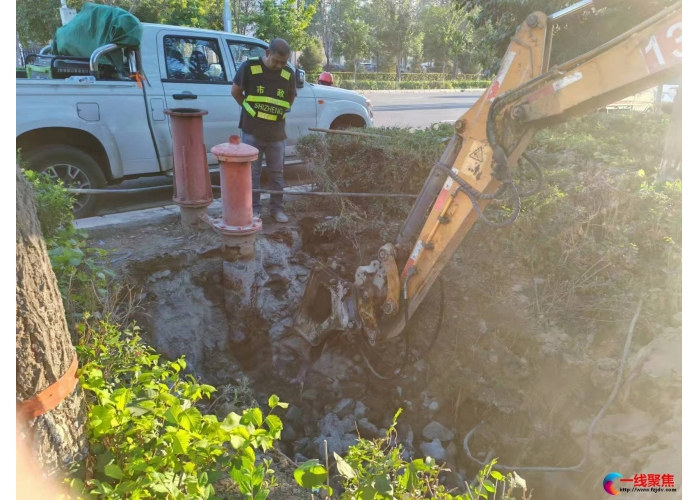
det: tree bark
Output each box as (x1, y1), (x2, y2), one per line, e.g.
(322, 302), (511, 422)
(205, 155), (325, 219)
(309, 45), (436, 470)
(658, 84), (682, 182)
(16, 166), (87, 477)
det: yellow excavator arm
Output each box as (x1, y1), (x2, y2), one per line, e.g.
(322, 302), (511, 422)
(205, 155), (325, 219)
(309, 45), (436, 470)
(294, 0), (681, 374)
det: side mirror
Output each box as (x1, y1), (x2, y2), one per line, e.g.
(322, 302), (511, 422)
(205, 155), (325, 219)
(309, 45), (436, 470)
(296, 68), (305, 89)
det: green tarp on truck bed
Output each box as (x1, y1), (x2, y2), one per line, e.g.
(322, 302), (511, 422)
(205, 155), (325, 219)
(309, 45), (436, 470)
(50, 2), (142, 73)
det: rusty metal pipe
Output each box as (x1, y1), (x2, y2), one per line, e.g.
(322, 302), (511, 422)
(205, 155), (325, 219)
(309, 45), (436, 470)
(164, 108), (213, 230)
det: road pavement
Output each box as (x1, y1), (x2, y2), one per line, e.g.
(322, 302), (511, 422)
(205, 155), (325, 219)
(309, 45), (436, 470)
(95, 90), (484, 216)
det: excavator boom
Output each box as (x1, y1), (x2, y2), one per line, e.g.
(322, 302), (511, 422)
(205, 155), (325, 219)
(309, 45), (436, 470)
(294, 1), (681, 367)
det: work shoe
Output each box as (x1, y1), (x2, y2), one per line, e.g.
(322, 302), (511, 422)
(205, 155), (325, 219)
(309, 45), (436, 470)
(271, 211), (289, 223)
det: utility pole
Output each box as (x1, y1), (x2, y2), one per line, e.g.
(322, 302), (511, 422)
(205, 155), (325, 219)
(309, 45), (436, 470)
(224, 0), (233, 32)
(59, 0), (77, 26)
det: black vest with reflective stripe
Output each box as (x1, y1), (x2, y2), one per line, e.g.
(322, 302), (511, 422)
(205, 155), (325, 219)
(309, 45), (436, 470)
(240, 58), (294, 141)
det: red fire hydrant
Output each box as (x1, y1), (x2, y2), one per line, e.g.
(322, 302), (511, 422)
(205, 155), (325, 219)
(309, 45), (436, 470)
(206, 134), (262, 345)
(164, 108), (213, 230)
(207, 135), (262, 236)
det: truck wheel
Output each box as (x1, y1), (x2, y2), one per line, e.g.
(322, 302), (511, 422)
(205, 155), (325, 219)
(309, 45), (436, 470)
(25, 145), (106, 219)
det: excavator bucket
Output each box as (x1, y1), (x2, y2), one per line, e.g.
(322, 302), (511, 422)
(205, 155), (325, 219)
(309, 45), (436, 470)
(293, 261), (357, 347)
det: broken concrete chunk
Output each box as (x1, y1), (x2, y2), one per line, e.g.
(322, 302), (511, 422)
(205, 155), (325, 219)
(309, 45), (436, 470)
(597, 358), (619, 371)
(422, 420), (455, 442)
(354, 401), (367, 418)
(420, 439), (447, 462)
(357, 418), (380, 438)
(332, 398), (355, 419)
(428, 401), (439, 411)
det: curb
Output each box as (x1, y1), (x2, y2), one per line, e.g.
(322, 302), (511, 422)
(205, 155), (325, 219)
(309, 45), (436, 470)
(76, 186), (316, 236)
(357, 88), (487, 95)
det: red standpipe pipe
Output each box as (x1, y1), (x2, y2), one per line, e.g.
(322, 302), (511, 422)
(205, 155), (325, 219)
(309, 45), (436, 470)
(164, 108), (212, 208)
(207, 135), (261, 236)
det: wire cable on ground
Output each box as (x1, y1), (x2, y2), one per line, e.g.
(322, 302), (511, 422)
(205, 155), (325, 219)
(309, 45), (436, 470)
(463, 297), (644, 472)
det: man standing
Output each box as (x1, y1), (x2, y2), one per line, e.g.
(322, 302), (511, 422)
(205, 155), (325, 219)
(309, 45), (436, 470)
(232, 39), (297, 223)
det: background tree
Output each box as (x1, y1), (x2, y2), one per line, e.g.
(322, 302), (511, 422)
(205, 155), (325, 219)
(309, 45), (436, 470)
(459, 0), (677, 69)
(252, 0), (317, 52)
(369, 0), (421, 82)
(298, 37), (325, 72)
(312, 0), (340, 69)
(16, 0), (62, 45)
(16, 166), (87, 478)
(340, 15), (371, 80)
(658, 84), (682, 182)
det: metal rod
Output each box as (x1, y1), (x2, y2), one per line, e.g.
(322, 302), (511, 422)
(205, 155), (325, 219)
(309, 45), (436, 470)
(548, 0), (593, 21)
(66, 185), (418, 198)
(249, 188), (417, 198)
(90, 43), (118, 75)
(308, 127), (390, 139)
(396, 135), (462, 251)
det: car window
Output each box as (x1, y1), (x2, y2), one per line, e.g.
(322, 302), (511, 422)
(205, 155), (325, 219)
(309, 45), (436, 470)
(228, 42), (267, 71)
(163, 36), (226, 82)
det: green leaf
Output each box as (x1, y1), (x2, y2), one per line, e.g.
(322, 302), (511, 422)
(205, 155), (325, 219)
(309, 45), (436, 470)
(179, 407), (203, 431)
(482, 479), (495, 493)
(268, 394), (280, 409)
(184, 462), (196, 474)
(221, 412), (242, 431)
(164, 405), (183, 425)
(231, 466), (253, 495)
(254, 489), (270, 500)
(265, 414), (283, 438)
(243, 407), (264, 427)
(172, 429), (190, 454)
(230, 434), (246, 450)
(126, 406), (150, 417)
(242, 445), (256, 464)
(491, 470), (505, 481)
(373, 474), (393, 496)
(358, 485), (378, 500)
(333, 452), (356, 479)
(104, 463), (124, 480)
(293, 460), (328, 488)
(232, 426), (251, 440)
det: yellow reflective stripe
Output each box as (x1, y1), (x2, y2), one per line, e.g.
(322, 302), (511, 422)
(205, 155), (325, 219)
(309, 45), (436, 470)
(280, 69), (291, 80)
(246, 95), (290, 109)
(243, 101), (256, 117)
(250, 65), (262, 75)
(257, 111), (278, 121)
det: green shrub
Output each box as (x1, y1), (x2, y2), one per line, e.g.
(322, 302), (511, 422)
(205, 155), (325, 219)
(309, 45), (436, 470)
(69, 318), (286, 499)
(296, 124), (453, 241)
(294, 410), (529, 499)
(299, 38), (324, 73)
(308, 72), (486, 83)
(23, 167), (116, 327)
(22, 168), (75, 239)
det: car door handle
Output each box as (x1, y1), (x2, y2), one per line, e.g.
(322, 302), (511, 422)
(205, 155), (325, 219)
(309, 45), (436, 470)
(173, 92), (197, 100)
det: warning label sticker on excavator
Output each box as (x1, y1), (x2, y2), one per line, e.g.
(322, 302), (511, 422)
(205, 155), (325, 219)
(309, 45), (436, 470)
(469, 146), (484, 162)
(487, 51), (516, 102)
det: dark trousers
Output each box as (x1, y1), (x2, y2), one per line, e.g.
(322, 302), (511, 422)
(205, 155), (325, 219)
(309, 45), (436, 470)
(242, 132), (285, 213)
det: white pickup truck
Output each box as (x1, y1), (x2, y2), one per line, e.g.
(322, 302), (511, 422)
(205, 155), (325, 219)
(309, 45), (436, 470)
(16, 23), (374, 217)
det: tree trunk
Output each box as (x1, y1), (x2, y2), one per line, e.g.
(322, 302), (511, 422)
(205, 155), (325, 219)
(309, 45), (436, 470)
(396, 52), (401, 85)
(16, 166), (87, 477)
(655, 83), (664, 115)
(658, 84), (682, 182)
